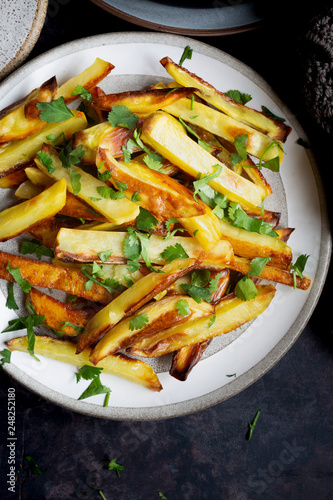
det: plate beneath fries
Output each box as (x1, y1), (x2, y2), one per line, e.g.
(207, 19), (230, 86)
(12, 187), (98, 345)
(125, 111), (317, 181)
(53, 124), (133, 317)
(0, 32), (331, 420)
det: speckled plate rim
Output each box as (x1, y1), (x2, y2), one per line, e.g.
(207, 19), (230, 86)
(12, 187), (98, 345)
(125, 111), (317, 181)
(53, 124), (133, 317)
(89, 0), (263, 36)
(0, 0), (48, 82)
(1, 32), (331, 421)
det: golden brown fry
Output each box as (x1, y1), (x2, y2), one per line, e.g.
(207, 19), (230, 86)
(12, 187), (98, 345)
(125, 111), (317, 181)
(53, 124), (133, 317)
(169, 339), (212, 381)
(96, 147), (206, 220)
(0, 167), (27, 189)
(27, 288), (100, 336)
(76, 258), (200, 354)
(0, 250), (113, 303)
(89, 295), (214, 364)
(94, 87), (197, 114)
(7, 336), (162, 392)
(28, 216), (82, 248)
(160, 56), (291, 142)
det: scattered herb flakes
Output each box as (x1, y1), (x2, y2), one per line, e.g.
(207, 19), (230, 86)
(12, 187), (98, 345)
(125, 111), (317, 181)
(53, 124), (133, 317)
(72, 85), (93, 102)
(176, 299), (190, 317)
(164, 218), (185, 241)
(131, 190), (141, 203)
(36, 150), (55, 174)
(226, 373), (236, 378)
(24, 455), (45, 475)
(247, 407), (262, 441)
(108, 458), (124, 478)
(98, 491), (107, 500)
(207, 314), (216, 328)
(128, 313), (149, 331)
(60, 322), (84, 334)
(158, 493), (167, 500)
(69, 168), (82, 195)
(249, 257), (272, 277)
(179, 45), (193, 66)
(230, 134), (248, 167)
(178, 116), (213, 152)
(192, 164), (222, 202)
(261, 105), (286, 122)
(20, 239), (54, 260)
(6, 263), (32, 293)
(0, 348), (11, 367)
(108, 104), (139, 129)
(228, 202), (277, 237)
(234, 275), (258, 302)
(225, 89), (252, 105)
(136, 207), (159, 232)
(37, 97), (74, 123)
(290, 254), (310, 289)
(98, 249), (113, 262)
(5, 282), (18, 310)
(160, 243), (189, 263)
(76, 365), (111, 403)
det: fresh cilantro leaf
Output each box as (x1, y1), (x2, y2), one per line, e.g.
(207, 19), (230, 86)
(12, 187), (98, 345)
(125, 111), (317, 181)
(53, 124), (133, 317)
(136, 231), (162, 273)
(76, 364), (103, 383)
(128, 313), (149, 331)
(77, 376), (111, 401)
(81, 263), (125, 295)
(108, 458), (124, 478)
(58, 141), (85, 169)
(122, 140), (136, 164)
(179, 45), (193, 66)
(6, 263), (31, 293)
(257, 141), (284, 172)
(249, 257), (272, 277)
(36, 150), (55, 173)
(104, 392), (111, 407)
(131, 190), (141, 203)
(108, 105), (139, 129)
(72, 85), (93, 102)
(234, 275), (258, 301)
(176, 299), (190, 317)
(207, 315), (216, 328)
(192, 165), (222, 202)
(5, 282), (18, 310)
(123, 230), (141, 270)
(24, 455), (45, 475)
(181, 283), (212, 304)
(143, 153), (164, 172)
(226, 373), (236, 378)
(208, 272), (223, 293)
(96, 184), (126, 200)
(97, 170), (112, 182)
(230, 134), (248, 167)
(164, 218), (185, 240)
(136, 207), (159, 232)
(60, 322), (84, 334)
(70, 168), (81, 195)
(99, 491), (107, 500)
(247, 407), (261, 440)
(262, 106), (286, 122)
(191, 269), (211, 288)
(225, 89), (252, 105)
(178, 116), (213, 152)
(98, 249), (113, 262)
(0, 348), (11, 367)
(290, 254), (310, 288)
(160, 243), (189, 263)
(36, 97), (74, 123)
(227, 202), (277, 237)
(158, 493), (167, 500)
(2, 314), (45, 361)
(20, 239), (54, 260)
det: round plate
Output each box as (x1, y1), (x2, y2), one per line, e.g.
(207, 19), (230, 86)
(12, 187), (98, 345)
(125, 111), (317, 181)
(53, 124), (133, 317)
(0, 0), (48, 82)
(89, 0), (263, 36)
(0, 32), (331, 420)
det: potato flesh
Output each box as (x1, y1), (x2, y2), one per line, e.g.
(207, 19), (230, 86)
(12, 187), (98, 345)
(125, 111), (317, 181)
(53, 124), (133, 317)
(0, 111), (87, 177)
(97, 147), (206, 220)
(73, 121), (116, 163)
(0, 178), (67, 242)
(141, 111), (267, 210)
(160, 56), (291, 142)
(178, 210), (223, 251)
(35, 144), (139, 225)
(76, 258), (200, 353)
(54, 228), (234, 269)
(6, 335), (162, 392)
(89, 294), (214, 363)
(130, 285), (276, 356)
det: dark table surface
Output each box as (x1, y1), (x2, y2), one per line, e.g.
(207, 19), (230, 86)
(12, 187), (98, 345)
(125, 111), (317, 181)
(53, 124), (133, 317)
(0, 1), (332, 499)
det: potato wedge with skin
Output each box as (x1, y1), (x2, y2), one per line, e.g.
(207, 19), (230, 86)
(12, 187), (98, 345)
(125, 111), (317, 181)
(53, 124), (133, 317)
(0, 168), (27, 189)
(0, 250), (113, 303)
(56, 57), (114, 104)
(76, 258), (200, 353)
(94, 87), (197, 114)
(226, 255), (311, 290)
(90, 294), (214, 363)
(34, 144), (139, 224)
(162, 98), (284, 165)
(178, 209), (223, 251)
(160, 56), (291, 142)
(0, 77), (58, 143)
(27, 288), (101, 336)
(0, 177), (67, 242)
(218, 218), (292, 270)
(170, 339), (212, 381)
(6, 336), (162, 392)
(0, 110), (87, 178)
(54, 228), (234, 269)
(28, 216), (82, 248)
(97, 147), (206, 220)
(129, 285), (276, 357)
(141, 111), (267, 210)
(14, 180), (42, 199)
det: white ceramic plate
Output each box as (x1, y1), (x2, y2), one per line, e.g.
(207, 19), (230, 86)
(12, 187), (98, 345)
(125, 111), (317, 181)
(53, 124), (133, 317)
(90, 0), (263, 36)
(0, 33), (331, 420)
(0, 0), (48, 81)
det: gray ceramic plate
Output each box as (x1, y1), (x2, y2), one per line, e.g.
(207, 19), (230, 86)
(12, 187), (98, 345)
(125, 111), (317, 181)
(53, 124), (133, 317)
(0, 32), (331, 420)
(0, 0), (48, 82)
(90, 0), (263, 36)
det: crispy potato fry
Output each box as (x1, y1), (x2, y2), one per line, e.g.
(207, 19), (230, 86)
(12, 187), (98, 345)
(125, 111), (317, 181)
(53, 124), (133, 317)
(178, 210), (223, 251)
(28, 216), (82, 248)
(97, 147), (206, 220)
(129, 285), (276, 356)
(14, 180), (42, 199)
(56, 57), (114, 104)
(0, 110), (87, 178)
(7, 335), (162, 392)
(0, 76), (58, 143)
(160, 56), (291, 142)
(54, 228), (234, 269)
(94, 87), (197, 114)
(0, 250), (113, 303)
(34, 144), (139, 224)
(89, 294), (214, 363)
(0, 168), (27, 189)
(76, 258), (200, 353)
(0, 178), (67, 242)
(141, 111), (267, 210)
(169, 339), (212, 381)
(27, 288), (100, 336)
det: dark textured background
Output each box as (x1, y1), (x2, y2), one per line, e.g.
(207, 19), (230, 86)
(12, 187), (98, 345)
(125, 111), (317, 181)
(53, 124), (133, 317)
(0, 1), (332, 499)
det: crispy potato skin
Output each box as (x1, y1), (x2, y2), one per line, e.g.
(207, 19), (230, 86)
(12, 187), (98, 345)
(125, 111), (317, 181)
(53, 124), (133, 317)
(170, 339), (212, 381)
